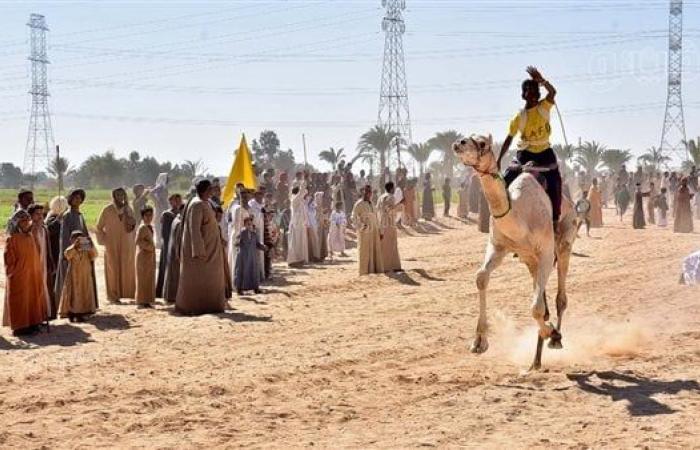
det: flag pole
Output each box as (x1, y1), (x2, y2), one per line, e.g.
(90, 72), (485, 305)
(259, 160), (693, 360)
(302, 133), (308, 170)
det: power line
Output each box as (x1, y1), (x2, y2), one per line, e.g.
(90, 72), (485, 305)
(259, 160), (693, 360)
(43, 100), (700, 129)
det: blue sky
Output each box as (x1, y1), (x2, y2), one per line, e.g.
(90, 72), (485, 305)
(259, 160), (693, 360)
(1, 0), (699, 174)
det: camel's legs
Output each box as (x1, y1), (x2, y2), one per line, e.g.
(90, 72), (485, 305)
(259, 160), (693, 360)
(549, 239), (571, 349)
(471, 243), (506, 354)
(530, 251), (555, 370)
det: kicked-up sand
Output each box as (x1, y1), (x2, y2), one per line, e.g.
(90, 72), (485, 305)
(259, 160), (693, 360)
(0, 207), (699, 448)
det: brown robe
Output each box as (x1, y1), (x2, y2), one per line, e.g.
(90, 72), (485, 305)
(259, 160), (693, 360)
(377, 193), (401, 272)
(674, 186), (694, 233)
(3, 232), (48, 331)
(351, 199), (384, 275)
(175, 197), (227, 315)
(58, 243), (98, 318)
(403, 185), (416, 226)
(135, 224), (156, 305)
(457, 184), (469, 218)
(32, 225), (57, 320)
(96, 203), (136, 302)
(646, 186), (657, 225)
(478, 190), (490, 234)
(587, 186), (603, 228)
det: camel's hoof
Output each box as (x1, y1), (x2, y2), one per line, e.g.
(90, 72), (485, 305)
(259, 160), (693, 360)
(548, 337), (563, 349)
(470, 336), (489, 354)
(548, 328), (562, 349)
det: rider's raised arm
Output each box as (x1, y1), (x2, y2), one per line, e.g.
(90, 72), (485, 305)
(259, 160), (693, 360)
(542, 79), (556, 104)
(526, 66), (556, 105)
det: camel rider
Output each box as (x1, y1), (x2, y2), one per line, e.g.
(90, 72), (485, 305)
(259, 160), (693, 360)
(497, 66), (562, 231)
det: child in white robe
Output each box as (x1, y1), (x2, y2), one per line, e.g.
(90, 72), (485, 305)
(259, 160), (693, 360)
(328, 202), (347, 259)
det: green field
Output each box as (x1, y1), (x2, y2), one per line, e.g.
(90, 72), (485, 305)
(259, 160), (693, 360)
(1, 188), (456, 231)
(1, 189), (113, 230)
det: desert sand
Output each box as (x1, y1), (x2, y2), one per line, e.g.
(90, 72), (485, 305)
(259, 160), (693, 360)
(1, 207), (699, 449)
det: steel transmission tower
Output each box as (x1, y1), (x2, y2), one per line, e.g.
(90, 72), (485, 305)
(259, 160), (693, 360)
(378, 0), (412, 167)
(23, 13), (55, 186)
(660, 0), (687, 161)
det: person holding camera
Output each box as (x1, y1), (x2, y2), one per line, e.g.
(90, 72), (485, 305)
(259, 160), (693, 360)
(58, 230), (98, 322)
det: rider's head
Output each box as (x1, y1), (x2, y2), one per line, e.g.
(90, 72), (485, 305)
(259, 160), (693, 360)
(521, 79), (540, 105)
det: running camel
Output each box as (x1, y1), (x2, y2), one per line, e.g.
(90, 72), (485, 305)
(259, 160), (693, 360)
(452, 134), (577, 370)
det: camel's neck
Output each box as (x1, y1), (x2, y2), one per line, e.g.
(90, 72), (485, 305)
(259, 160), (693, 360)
(479, 173), (510, 218)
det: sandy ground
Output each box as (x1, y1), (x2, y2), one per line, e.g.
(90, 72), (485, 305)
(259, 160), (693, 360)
(1, 207), (699, 449)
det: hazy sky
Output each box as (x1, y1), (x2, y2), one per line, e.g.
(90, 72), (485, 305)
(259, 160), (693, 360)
(1, 0), (699, 174)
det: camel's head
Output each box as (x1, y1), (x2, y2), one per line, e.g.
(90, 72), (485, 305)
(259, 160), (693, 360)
(452, 134), (496, 173)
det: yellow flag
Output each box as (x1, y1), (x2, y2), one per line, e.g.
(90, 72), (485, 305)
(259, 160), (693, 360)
(222, 134), (257, 206)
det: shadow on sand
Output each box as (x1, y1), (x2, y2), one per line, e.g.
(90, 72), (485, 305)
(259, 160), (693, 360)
(3, 324), (95, 349)
(90, 313), (131, 331)
(215, 311), (272, 323)
(567, 370), (700, 416)
(413, 268), (446, 282)
(386, 271), (421, 286)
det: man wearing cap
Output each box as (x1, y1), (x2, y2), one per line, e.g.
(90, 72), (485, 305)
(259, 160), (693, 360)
(96, 188), (137, 304)
(176, 179), (227, 315)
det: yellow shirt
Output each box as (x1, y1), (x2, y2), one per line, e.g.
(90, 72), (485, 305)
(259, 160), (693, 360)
(507, 99), (553, 153)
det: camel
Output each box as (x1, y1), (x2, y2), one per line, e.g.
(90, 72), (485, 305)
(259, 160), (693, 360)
(452, 134), (577, 370)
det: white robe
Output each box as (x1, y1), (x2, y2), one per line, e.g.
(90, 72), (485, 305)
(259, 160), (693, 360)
(328, 210), (346, 253)
(227, 203), (250, 284)
(393, 186), (404, 224)
(248, 198), (266, 282)
(287, 187), (309, 265)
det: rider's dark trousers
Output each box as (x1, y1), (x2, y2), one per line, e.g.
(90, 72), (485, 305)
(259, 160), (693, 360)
(503, 147), (562, 223)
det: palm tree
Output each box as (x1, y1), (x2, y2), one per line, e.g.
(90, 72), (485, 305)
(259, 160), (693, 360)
(637, 146), (670, 175)
(405, 142), (433, 179)
(181, 159), (206, 179)
(601, 149), (633, 173)
(318, 147), (345, 170)
(358, 125), (400, 183)
(683, 138), (700, 170)
(47, 155), (71, 193)
(428, 130), (463, 179)
(574, 140), (606, 177)
(552, 143), (575, 164)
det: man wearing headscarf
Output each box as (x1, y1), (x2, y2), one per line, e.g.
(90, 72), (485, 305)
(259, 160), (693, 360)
(150, 173), (170, 248)
(176, 179), (227, 315)
(3, 210), (48, 335)
(674, 177), (694, 233)
(228, 188), (251, 285)
(96, 188), (137, 304)
(287, 184), (309, 266)
(45, 196), (68, 313)
(248, 189), (266, 282)
(377, 182), (402, 272)
(55, 189), (97, 306)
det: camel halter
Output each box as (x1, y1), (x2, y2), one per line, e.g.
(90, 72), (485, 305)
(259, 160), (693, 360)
(463, 137), (512, 219)
(466, 137), (498, 177)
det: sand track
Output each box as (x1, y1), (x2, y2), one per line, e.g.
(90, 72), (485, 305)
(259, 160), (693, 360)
(1, 208), (699, 448)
